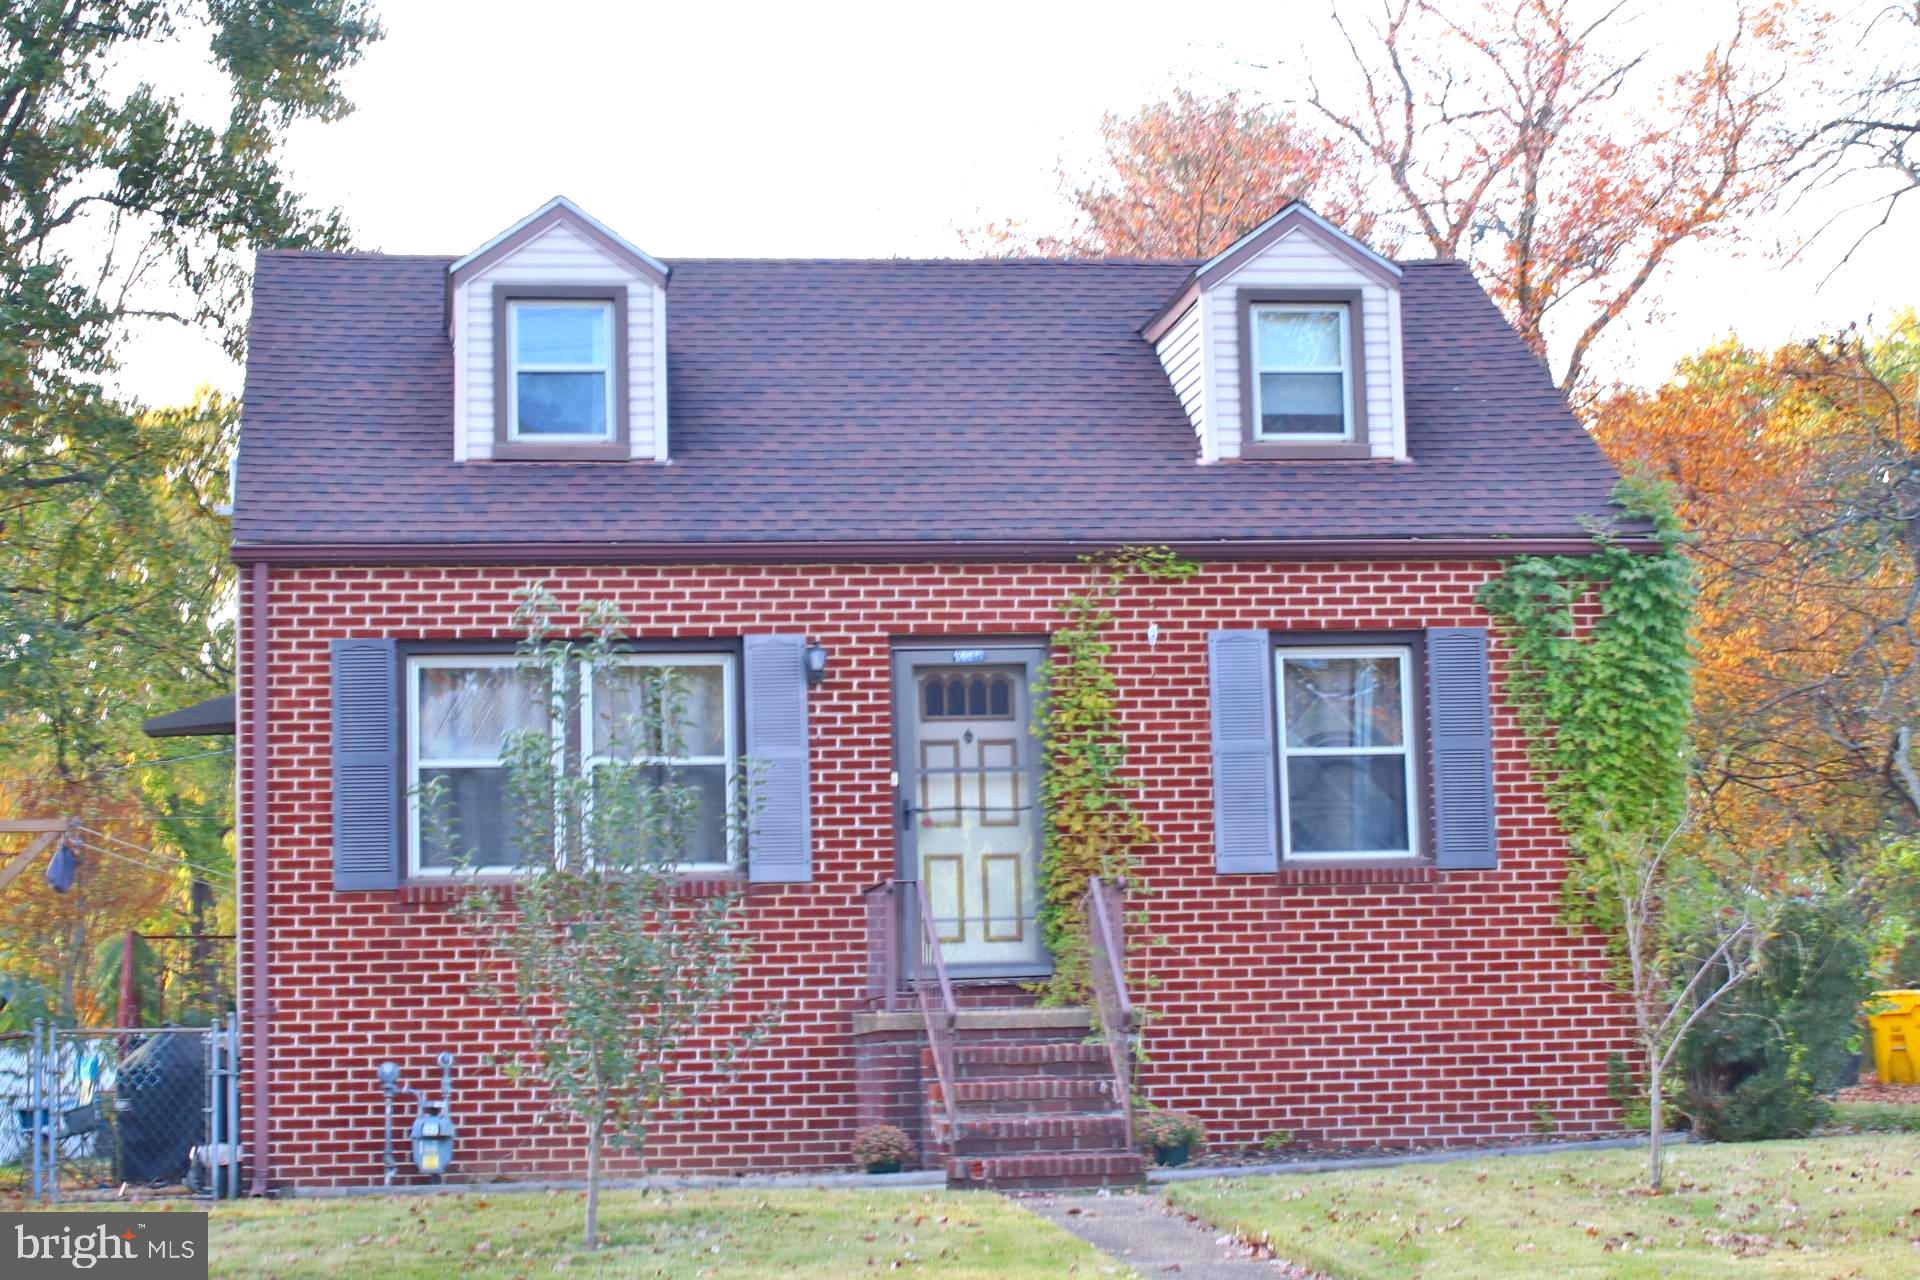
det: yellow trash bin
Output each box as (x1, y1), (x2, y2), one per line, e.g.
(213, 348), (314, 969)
(1868, 990), (1920, 1085)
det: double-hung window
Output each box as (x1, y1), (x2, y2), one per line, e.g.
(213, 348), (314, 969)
(1275, 646), (1418, 860)
(404, 650), (739, 876)
(506, 297), (617, 442)
(583, 654), (738, 871)
(408, 655), (551, 875)
(1250, 303), (1353, 441)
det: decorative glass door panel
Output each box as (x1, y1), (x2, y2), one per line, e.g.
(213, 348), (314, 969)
(895, 650), (1047, 973)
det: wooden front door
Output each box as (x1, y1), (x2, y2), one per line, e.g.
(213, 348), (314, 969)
(894, 645), (1048, 976)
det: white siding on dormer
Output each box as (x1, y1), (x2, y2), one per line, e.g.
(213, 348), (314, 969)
(451, 221), (666, 462)
(1153, 300), (1207, 456)
(1203, 228), (1404, 461)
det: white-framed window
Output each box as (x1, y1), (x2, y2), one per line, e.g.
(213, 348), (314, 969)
(1275, 646), (1418, 860)
(406, 654), (552, 876)
(404, 650), (740, 876)
(506, 298), (616, 441)
(581, 653), (739, 872)
(1251, 303), (1352, 440)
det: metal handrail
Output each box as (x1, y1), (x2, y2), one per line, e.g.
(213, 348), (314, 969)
(912, 878), (961, 1134)
(1085, 876), (1135, 1149)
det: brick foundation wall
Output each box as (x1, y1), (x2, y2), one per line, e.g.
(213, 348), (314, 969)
(235, 558), (1633, 1189)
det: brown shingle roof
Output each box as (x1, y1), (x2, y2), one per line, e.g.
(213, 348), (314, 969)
(232, 251), (1629, 556)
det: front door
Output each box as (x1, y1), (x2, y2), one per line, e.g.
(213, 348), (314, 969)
(894, 645), (1048, 977)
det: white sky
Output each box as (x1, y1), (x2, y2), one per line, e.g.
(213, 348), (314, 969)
(112, 0), (1920, 407)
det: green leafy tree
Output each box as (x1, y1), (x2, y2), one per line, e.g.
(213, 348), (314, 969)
(436, 590), (779, 1250)
(0, 0), (375, 1012)
(1, 0), (379, 770)
(3, 0), (381, 538)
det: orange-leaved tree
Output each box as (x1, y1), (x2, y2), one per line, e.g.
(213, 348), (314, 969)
(1592, 316), (1920, 854)
(1304, 0), (1823, 394)
(983, 2), (1827, 398)
(965, 87), (1381, 258)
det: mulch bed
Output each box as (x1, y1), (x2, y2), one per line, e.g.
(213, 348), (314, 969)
(1171, 1133), (1627, 1171)
(1833, 1080), (1920, 1105)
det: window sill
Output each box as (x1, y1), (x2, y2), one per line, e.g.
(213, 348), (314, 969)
(490, 441), (631, 462)
(1274, 862), (1438, 887)
(395, 872), (745, 905)
(1238, 441), (1375, 461)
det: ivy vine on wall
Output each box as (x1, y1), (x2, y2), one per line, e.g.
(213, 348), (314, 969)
(1476, 475), (1697, 925)
(1032, 546), (1196, 1006)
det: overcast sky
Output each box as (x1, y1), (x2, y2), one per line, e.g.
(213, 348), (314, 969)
(112, 0), (1920, 408)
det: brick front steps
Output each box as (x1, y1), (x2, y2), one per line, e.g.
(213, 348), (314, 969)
(929, 1029), (1146, 1191)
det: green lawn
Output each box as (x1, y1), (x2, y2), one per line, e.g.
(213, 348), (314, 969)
(1165, 1135), (1920, 1279)
(189, 1186), (1108, 1279)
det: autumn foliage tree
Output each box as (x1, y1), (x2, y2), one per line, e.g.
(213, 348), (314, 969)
(1593, 317), (1920, 854)
(1303, 0), (1819, 393)
(988, 2), (1825, 397)
(969, 88), (1379, 256)
(1787, 1), (1920, 265)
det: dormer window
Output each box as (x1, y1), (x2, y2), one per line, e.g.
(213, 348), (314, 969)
(492, 286), (629, 460)
(512, 300), (613, 437)
(1238, 288), (1369, 459)
(1253, 304), (1349, 437)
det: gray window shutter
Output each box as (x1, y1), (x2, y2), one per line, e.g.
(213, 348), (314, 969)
(1209, 630), (1279, 874)
(744, 634), (812, 883)
(1426, 628), (1498, 869)
(331, 638), (401, 890)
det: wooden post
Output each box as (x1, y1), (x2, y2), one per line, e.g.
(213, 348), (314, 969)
(118, 929), (140, 1030)
(0, 821), (69, 893)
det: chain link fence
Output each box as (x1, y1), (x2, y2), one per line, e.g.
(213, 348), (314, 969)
(1, 1015), (240, 1202)
(0, 1029), (31, 1194)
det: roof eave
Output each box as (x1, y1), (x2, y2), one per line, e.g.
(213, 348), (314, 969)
(231, 532), (1657, 568)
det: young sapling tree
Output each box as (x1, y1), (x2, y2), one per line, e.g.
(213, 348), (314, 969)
(1596, 818), (1773, 1191)
(421, 589), (779, 1248)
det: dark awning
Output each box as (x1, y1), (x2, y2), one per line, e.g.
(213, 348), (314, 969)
(142, 693), (235, 738)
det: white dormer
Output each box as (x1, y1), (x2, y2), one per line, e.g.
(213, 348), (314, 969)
(448, 197), (669, 462)
(1142, 204), (1406, 464)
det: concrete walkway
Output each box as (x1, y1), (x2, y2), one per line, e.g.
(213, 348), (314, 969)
(1024, 1191), (1307, 1279)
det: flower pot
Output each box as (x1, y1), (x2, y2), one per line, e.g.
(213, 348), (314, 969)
(865, 1160), (902, 1175)
(1153, 1143), (1191, 1167)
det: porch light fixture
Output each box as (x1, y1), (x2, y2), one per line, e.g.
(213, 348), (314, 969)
(803, 642), (830, 686)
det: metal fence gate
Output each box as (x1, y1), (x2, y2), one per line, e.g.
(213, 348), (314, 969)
(2, 1013), (241, 1202)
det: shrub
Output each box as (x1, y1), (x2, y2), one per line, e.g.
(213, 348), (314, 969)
(1138, 1108), (1206, 1152)
(1677, 897), (1871, 1141)
(850, 1124), (914, 1169)
(1606, 1052), (1652, 1131)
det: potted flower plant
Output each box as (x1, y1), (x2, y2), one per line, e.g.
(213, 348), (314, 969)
(851, 1123), (914, 1174)
(1138, 1108), (1206, 1167)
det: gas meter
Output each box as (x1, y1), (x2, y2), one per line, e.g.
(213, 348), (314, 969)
(409, 1101), (454, 1176)
(376, 1051), (456, 1183)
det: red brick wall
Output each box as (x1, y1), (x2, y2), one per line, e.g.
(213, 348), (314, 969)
(235, 559), (1632, 1189)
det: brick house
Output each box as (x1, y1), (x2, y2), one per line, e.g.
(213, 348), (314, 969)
(230, 196), (1642, 1193)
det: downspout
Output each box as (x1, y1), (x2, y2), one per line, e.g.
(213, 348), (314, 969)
(248, 560), (271, 1196)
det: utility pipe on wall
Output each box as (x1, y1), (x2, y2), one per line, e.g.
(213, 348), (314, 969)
(247, 560), (270, 1196)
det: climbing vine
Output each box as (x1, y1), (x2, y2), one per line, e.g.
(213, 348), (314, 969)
(1476, 474), (1697, 929)
(1032, 546), (1196, 1006)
